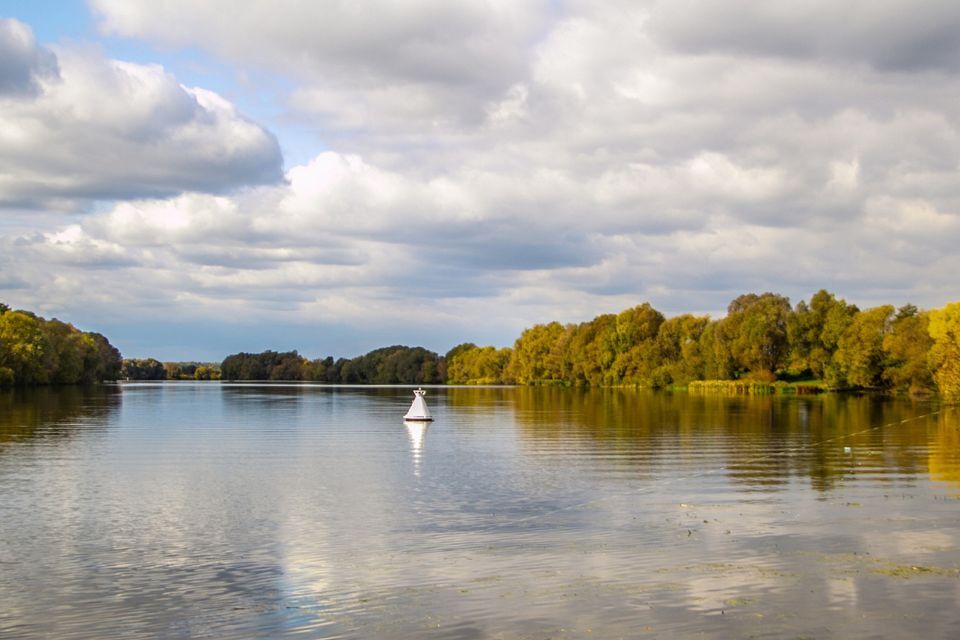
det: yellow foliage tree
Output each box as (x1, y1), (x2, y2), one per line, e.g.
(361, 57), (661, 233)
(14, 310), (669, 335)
(929, 302), (960, 402)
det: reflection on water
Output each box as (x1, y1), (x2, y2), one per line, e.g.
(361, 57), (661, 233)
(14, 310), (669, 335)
(0, 385), (120, 446)
(404, 420), (428, 476)
(497, 387), (940, 493)
(1, 383), (959, 639)
(930, 406), (960, 492)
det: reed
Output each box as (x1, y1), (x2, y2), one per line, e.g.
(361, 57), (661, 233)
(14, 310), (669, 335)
(688, 380), (824, 395)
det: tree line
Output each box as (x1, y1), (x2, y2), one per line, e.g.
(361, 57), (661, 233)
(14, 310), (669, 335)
(446, 291), (960, 401)
(13, 289), (953, 399)
(220, 346), (443, 384)
(0, 303), (122, 386)
(215, 291), (959, 399)
(214, 291), (959, 400)
(121, 359), (221, 380)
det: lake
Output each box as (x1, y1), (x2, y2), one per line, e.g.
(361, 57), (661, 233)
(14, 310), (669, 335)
(1, 383), (959, 638)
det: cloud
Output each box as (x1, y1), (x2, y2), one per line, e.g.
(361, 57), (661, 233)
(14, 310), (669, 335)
(0, 17), (59, 96)
(4, 3), (960, 358)
(92, 0), (550, 132)
(648, 0), (960, 72)
(5, 140), (958, 357)
(0, 19), (283, 209)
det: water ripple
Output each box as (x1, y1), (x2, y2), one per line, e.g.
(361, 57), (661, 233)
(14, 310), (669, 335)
(0, 385), (957, 638)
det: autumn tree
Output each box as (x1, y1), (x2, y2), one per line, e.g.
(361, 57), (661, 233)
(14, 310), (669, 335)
(605, 304), (666, 386)
(507, 322), (569, 384)
(882, 305), (934, 394)
(194, 365), (219, 380)
(653, 314), (709, 385)
(164, 363), (185, 380)
(0, 311), (51, 385)
(0, 307), (120, 386)
(928, 302), (960, 402)
(615, 304), (665, 353)
(446, 345), (513, 384)
(567, 314), (620, 386)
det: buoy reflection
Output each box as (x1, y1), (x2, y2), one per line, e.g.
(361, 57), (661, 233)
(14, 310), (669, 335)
(404, 420), (428, 476)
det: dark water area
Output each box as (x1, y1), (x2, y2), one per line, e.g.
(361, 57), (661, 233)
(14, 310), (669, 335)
(1, 384), (959, 638)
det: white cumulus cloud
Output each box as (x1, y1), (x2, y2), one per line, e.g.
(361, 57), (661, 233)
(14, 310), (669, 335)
(2, 2), (960, 358)
(0, 19), (283, 209)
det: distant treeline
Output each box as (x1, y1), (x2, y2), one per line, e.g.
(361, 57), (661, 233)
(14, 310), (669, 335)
(215, 291), (959, 401)
(220, 346), (442, 384)
(0, 303), (122, 386)
(449, 291), (960, 400)
(211, 290), (960, 401)
(121, 359), (221, 381)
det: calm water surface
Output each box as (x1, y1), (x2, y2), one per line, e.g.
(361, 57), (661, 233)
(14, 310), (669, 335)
(1, 384), (959, 638)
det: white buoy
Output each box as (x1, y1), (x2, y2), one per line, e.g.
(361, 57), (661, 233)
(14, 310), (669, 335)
(404, 388), (433, 421)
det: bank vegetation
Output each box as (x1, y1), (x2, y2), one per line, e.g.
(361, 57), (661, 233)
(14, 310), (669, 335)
(215, 291), (960, 401)
(0, 303), (122, 386)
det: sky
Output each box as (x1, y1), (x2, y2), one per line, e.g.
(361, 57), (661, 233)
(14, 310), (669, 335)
(1, 0), (959, 361)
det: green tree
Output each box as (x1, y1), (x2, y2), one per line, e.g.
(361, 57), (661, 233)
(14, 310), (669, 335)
(654, 314), (709, 385)
(605, 303), (666, 386)
(567, 314), (619, 386)
(830, 305), (894, 389)
(303, 356), (335, 382)
(788, 290), (858, 378)
(84, 332), (122, 382)
(609, 340), (661, 386)
(0, 311), (51, 384)
(220, 351), (305, 380)
(43, 319), (85, 384)
(122, 358), (166, 380)
(0, 309), (119, 386)
(194, 365), (219, 380)
(882, 305), (934, 394)
(722, 293), (793, 378)
(698, 320), (734, 380)
(269, 351), (307, 381)
(443, 343), (478, 384)
(375, 347), (442, 384)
